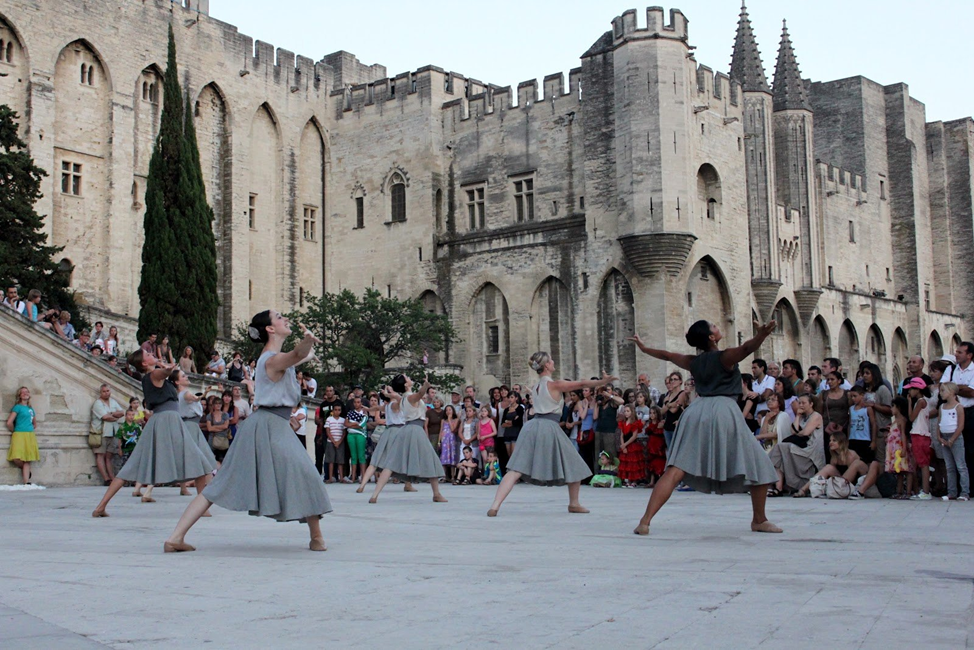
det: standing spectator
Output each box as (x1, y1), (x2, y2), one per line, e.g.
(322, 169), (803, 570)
(323, 402), (347, 483)
(821, 357), (853, 392)
(847, 386), (875, 463)
(781, 359), (804, 392)
(593, 386), (623, 461)
(464, 385), (481, 410)
(90, 322), (106, 347)
(6, 387), (39, 484)
(937, 382), (970, 501)
(345, 396), (369, 484)
(560, 390), (581, 451)
(806, 366), (822, 395)
(314, 386), (343, 474)
(897, 355), (932, 395)
(949, 341), (974, 475)
(819, 370), (851, 463)
(500, 393), (524, 457)
(155, 336), (174, 364)
(227, 352), (246, 383)
(905, 378), (933, 499)
(205, 350), (226, 378)
(140, 334), (158, 356)
(290, 402), (308, 447)
(206, 398), (231, 462)
(644, 406), (666, 486)
(304, 374), (317, 398)
(56, 311), (76, 340)
(886, 398), (915, 498)
(104, 326), (120, 356)
(477, 405), (497, 458)
(660, 373), (688, 451)
(767, 361), (781, 378)
(459, 405), (480, 461)
(749, 359), (776, 419)
(928, 359), (951, 496)
(617, 404), (646, 487)
(231, 386), (252, 421)
(90, 384), (124, 485)
(636, 373), (661, 407)
(24, 289), (41, 322)
(178, 346), (197, 374)
(425, 397), (445, 449)
(439, 405), (460, 481)
(3, 286), (27, 315)
(222, 391), (239, 442)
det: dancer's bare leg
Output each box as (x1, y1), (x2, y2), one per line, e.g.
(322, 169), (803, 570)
(567, 481), (587, 512)
(164, 493), (212, 551)
(370, 468), (393, 503)
(749, 484), (781, 532)
(307, 516), (326, 551)
(141, 484), (156, 503)
(92, 477), (127, 516)
(194, 476), (212, 516)
(180, 481), (192, 496)
(132, 482), (144, 497)
(431, 477), (447, 502)
(357, 464), (377, 493)
(633, 467), (685, 534)
(403, 482), (417, 492)
(487, 470), (522, 515)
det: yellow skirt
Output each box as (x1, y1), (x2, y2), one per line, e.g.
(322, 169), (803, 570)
(8, 431), (40, 462)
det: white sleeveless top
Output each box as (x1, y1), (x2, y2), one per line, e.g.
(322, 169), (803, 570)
(401, 395), (427, 422)
(532, 376), (564, 415)
(385, 401), (406, 426)
(178, 390), (204, 420)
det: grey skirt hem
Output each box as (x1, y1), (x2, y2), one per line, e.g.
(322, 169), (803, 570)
(116, 410), (217, 485)
(667, 395), (778, 494)
(203, 409), (332, 523)
(506, 417), (592, 486)
(376, 423), (445, 481)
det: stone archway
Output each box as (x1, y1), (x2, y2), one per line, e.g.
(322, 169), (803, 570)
(839, 320), (860, 373)
(597, 270), (636, 386)
(928, 331), (944, 361)
(530, 276), (575, 378)
(809, 316), (831, 367)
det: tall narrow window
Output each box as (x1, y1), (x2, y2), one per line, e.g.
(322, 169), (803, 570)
(880, 180), (887, 200)
(464, 184), (485, 230)
(390, 175), (406, 222)
(248, 194), (257, 229)
(514, 176), (535, 222)
(355, 197), (365, 229)
(828, 266), (834, 286)
(487, 324), (500, 354)
(80, 63), (87, 84)
(60, 161), (82, 196)
(303, 206), (317, 241)
(848, 220), (855, 243)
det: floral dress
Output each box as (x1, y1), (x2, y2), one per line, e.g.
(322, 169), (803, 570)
(439, 418), (458, 466)
(885, 423), (914, 474)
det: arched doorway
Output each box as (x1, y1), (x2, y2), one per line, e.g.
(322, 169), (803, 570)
(809, 316), (831, 367)
(597, 270), (636, 386)
(767, 300), (800, 362)
(531, 277), (575, 378)
(839, 320), (860, 374)
(928, 331), (944, 361)
(469, 283), (511, 386)
(867, 325), (888, 378)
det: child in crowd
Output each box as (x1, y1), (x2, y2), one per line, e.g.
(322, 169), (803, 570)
(439, 405), (459, 481)
(129, 397), (148, 426)
(590, 451), (621, 488)
(644, 406), (667, 487)
(115, 409), (142, 460)
(324, 403), (347, 484)
(477, 449), (502, 485)
(886, 397), (914, 499)
(477, 406), (496, 458)
(617, 405), (646, 488)
(455, 446), (481, 485)
(937, 382), (970, 501)
(459, 406), (479, 462)
(847, 386), (874, 463)
(904, 377), (933, 499)
(634, 391), (651, 424)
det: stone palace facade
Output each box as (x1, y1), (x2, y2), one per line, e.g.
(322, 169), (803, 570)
(2, 0), (973, 389)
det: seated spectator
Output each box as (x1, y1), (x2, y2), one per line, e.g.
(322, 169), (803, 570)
(455, 446), (481, 485)
(91, 345), (104, 358)
(56, 311), (75, 340)
(156, 335), (174, 364)
(2, 286), (27, 315)
(590, 451), (622, 488)
(103, 326), (120, 356)
(178, 346), (197, 374)
(768, 394), (826, 495)
(793, 431), (869, 497)
(89, 384), (124, 486)
(227, 352), (246, 383)
(755, 393), (790, 450)
(106, 355), (118, 369)
(774, 377), (798, 421)
(205, 350), (226, 378)
(477, 449), (502, 485)
(140, 333), (157, 356)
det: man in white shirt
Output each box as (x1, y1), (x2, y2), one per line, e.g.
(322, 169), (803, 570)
(749, 359), (776, 418)
(820, 357), (853, 392)
(637, 373), (661, 406)
(950, 341), (974, 472)
(3, 286), (27, 315)
(304, 376), (318, 398)
(231, 386), (252, 421)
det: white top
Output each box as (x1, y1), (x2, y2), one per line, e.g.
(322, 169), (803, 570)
(949, 363), (974, 408)
(940, 404), (960, 435)
(532, 376), (563, 415)
(385, 402), (406, 426)
(305, 377), (318, 397)
(752, 375), (776, 414)
(292, 405), (308, 436)
(233, 398), (252, 419)
(325, 416), (345, 442)
(401, 395), (427, 422)
(178, 390), (204, 420)
(819, 378), (853, 392)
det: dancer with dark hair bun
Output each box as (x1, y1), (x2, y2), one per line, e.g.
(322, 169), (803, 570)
(487, 352), (617, 516)
(92, 350), (216, 517)
(628, 319), (782, 536)
(368, 374), (447, 503)
(164, 310), (332, 552)
(356, 385), (415, 493)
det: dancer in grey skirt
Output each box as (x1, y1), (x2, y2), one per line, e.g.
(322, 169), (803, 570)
(368, 375), (447, 503)
(487, 352), (617, 516)
(164, 310), (332, 553)
(355, 387), (415, 493)
(92, 351), (216, 517)
(629, 319), (782, 536)
(173, 369), (218, 469)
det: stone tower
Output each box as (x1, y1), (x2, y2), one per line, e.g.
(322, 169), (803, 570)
(772, 20), (821, 319)
(730, 2), (779, 318)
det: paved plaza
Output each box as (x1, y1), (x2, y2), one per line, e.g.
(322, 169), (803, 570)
(1, 484), (972, 649)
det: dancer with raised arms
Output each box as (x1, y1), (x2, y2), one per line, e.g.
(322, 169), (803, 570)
(92, 351), (216, 517)
(164, 310), (332, 552)
(356, 385), (415, 493)
(367, 374), (446, 503)
(487, 352), (617, 517)
(628, 319), (782, 536)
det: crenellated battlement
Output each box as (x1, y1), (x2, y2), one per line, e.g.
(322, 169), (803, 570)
(442, 68), (582, 126)
(611, 7), (689, 44)
(694, 64), (740, 110)
(816, 161), (867, 199)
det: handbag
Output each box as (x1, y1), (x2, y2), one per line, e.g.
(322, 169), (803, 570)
(370, 425), (387, 444)
(88, 432), (103, 448)
(210, 432), (230, 451)
(825, 476), (852, 499)
(808, 475), (828, 498)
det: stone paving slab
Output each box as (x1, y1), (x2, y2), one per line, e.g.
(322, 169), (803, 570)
(1, 485), (973, 649)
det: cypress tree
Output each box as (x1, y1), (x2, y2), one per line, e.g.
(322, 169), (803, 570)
(0, 105), (79, 320)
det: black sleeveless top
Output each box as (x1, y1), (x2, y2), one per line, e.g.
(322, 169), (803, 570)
(142, 374), (179, 410)
(689, 351), (743, 397)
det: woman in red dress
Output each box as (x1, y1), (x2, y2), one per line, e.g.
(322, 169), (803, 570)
(617, 405), (647, 487)
(645, 406), (667, 487)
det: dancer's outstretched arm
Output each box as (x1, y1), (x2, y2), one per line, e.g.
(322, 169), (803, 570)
(548, 372), (619, 394)
(265, 325), (320, 377)
(718, 320), (776, 369)
(627, 335), (695, 371)
(407, 378), (431, 407)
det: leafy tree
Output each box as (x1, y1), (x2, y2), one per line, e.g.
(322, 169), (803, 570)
(0, 104), (81, 323)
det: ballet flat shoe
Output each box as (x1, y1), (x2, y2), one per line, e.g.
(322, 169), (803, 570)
(163, 541), (196, 553)
(487, 509), (498, 517)
(633, 524), (650, 536)
(141, 496), (156, 503)
(309, 538), (327, 552)
(568, 505), (590, 514)
(433, 495), (448, 503)
(355, 486), (364, 494)
(751, 521), (783, 534)
(91, 510), (109, 518)
(368, 497), (378, 504)
(403, 485), (418, 492)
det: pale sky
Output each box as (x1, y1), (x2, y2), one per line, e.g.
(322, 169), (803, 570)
(211, 1), (971, 123)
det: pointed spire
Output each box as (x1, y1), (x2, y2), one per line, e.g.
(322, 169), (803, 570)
(729, 2), (770, 93)
(772, 19), (812, 111)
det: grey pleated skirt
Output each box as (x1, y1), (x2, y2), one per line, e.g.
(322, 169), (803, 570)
(116, 410), (217, 485)
(667, 395), (778, 494)
(506, 414), (592, 486)
(369, 424), (401, 468)
(203, 409), (332, 523)
(376, 422), (445, 481)
(185, 419), (218, 468)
